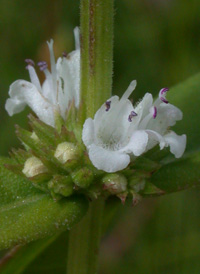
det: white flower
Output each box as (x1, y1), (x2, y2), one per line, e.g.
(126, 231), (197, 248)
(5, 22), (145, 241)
(5, 28), (80, 127)
(82, 81), (186, 173)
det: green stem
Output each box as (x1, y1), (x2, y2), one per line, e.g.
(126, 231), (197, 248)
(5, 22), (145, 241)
(67, 198), (105, 274)
(67, 0), (114, 272)
(79, 0), (114, 123)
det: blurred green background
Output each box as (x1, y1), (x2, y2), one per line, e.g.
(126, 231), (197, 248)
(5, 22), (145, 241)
(0, 0), (200, 273)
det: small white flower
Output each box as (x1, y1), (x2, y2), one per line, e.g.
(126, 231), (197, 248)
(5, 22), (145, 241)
(82, 81), (186, 173)
(5, 28), (80, 127)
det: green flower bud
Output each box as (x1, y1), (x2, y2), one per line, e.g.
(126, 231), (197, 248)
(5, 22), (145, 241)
(54, 142), (79, 164)
(22, 156), (48, 178)
(102, 173), (127, 194)
(48, 175), (74, 197)
(72, 168), (93, 188)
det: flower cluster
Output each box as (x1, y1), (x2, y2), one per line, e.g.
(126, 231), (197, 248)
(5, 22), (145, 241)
(5, 28), (80, 128)
(5, 28), (186, 201)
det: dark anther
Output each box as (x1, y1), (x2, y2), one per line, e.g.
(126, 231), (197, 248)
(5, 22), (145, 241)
(105, 101), (111, 111)
(128, 111), (137, 122)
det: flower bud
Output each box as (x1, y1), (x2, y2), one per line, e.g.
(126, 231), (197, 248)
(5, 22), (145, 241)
(72, 168), (93, 188)
(48, 175), (74, 197)
(102, 173), (127, 194)
(22, 156), (48, 178)
(54, 142), (79, 164)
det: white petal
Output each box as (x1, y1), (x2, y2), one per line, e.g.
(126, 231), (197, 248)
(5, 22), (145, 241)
(6, 80), (55, 127)
(164, 131), (186, 158)
(5, 98), (26, 116)
(57, 51), (80, 109)
(93, 95), (119, 123)
(94, 95), (134, 146)
(56, 58), (74, 109)
(67, 50), (80, 108)
(47, 39), (57, 93)
(5, 80), (28, 115)
(147, 103), (183, 135)
(121, 80), (137, 100)
(160, 103), (183, 126)
(145, 129), (166, 150)
(88, 144), (130, 173)
(122, 130), (148, 156)
(93, 95), (119, 137)
(82, 118), (95, 147)
(42, 79), (55, 104)
(26, 65), (42, 92)
(74, 27), (80, 50)
(135, 93), (153, 120)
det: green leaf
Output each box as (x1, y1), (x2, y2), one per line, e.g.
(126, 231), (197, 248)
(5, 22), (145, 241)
(0, 235), (60, 274)
(0, 157), (88, 250)
(0, 198), (123, 274)
(148, 151), (200, 193)
(0, 194), (88, 250)
(22, 233), (68, 274)
(168, 73), (200, 153)
(0, 157), (41, 206)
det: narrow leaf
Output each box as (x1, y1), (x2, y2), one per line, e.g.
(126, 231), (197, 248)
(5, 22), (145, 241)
(148, 151), (200, 193)
(169, 73), (200, 153)
(0, 157), (88, 250)
(0, 194), (88, 250)
(0, 157), (40, 205)
(0, 235), (60, 274)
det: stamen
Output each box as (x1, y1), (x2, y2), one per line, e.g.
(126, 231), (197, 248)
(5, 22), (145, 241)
(128, 110), (137, 122)
(160, 97), (169, 104)
(62, 51), (67, 57)
(25, 59), (35, 69)
(105, 101), (111, 111)
(160, 87), (169, 95)
(159, 87), (169, 104)
(152, 106), (157, 119)
(37, 61), (48, 71)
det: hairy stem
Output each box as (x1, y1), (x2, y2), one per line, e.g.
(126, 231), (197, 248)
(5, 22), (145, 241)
(67, 0), (114, 273)
(79, 0), (114, 122)
(66, 199), (105, 274)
